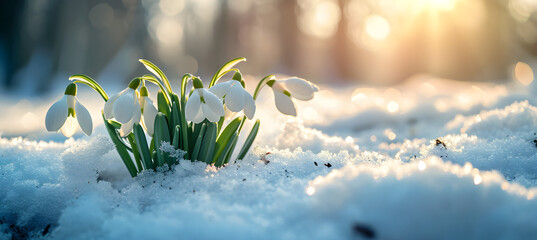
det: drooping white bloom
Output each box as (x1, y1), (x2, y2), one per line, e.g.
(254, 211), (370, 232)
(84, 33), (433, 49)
(209, 80), (255, 119)
(104, 88), (137, 123)
(45, 84), (93, 137)
(104, 78), (145, 137)
(117, 99), (141, 137)
(268, 77), (319, 116)
(185, 78), (225, 123)
(139, 87), (158, 135)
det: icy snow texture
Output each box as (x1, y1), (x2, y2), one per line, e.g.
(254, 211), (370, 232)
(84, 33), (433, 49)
(1, 77), (537, 239)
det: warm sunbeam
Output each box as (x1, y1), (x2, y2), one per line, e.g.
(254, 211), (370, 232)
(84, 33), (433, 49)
(421, 0), (456, 11)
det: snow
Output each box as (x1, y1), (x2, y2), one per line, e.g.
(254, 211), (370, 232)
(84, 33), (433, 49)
(1, 76), (537, 239)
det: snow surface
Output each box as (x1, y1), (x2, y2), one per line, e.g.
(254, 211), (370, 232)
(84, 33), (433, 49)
(1, 76), (537, 239)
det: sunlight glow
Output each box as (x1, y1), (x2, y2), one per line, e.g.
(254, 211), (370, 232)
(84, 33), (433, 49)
(384, 129), (396, 140)
(418, 160), (427, 171)
(364, 15), (390, 41)
(21, 112), (38, 130)
(159, 0), (185, 16)
(386, 101), (399, 113)
(424, 0), (456, 11)
(306, 186), (316, 196)
(155, 19), (183, 45)
(473, 174), (482, 185)
(513, 61), (534, 86)
(298, 0), (341, 39)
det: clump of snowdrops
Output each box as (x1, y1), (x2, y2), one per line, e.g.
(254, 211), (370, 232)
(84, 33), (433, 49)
(45, 58), (318, 177)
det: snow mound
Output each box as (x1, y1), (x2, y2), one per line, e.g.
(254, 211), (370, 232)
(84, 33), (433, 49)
(307, 157), (537, 240)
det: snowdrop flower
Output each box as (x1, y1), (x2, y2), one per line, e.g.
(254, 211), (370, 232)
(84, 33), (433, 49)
(139, 86), (158, 135)
(45, 83), (93, 137)
(267, 77), (319, 116)
(104, 78), (142, 137)
(209, 72), (255, 119)
(185, 77), (225, 123)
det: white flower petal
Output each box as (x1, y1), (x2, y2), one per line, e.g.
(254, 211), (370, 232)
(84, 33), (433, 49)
(185, 90), (201, 122)
(202, 103), (221, 122)
(113, 89), (136, 123)
(192, 108), (205, 123)
(209, 81), (233, 99)
(75, 98), (93, 136)
(45, 96), (69, 132)
(119, 101), (141, 137)
(225, 84), (246, 112)
(273, 90), (296, 116)
(60, 116), (79, 138)
(280, 77), (315, 101)
(104, 92), (121, 119)
(142, 97), (158, 135)
(202, 89), (225, 117)
(243, 91), (256, 119)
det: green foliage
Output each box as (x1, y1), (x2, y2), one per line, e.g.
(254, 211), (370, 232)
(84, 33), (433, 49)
(237, 119), (260, 160)
(66, 57), (269, 177)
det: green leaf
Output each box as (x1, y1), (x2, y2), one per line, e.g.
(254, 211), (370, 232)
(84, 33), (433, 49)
(223, 136), (239, 164)
(134, 123), (155, 170)
(169, 93), (181, 138)
(190, 123), (206, 161)
(199, 122), (217, 164)
(150, 137), (155, 155)
(127, 134), (143, 172)
(102, 113), (137, 177)
(209, 57), (246, 87)
(139, 59), (172, 93)
(212, 117), (242, 163)
(157, 90), (171, 118)
(237, 119), (260, 160)
(217, 116), (225, 134)
(154, 113), (171, 167)
(215, 132), (238, 167)
(172, 125), (180, 149)
(107, 120), (121, 129)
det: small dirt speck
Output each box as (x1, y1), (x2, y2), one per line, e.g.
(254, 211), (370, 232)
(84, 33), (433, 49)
(324, 163), (332, 168)
(352, 223), (376, 239)
(42, 224), (51, 236)
(435, 138), (447, 149)
(314, 162), (318, 166)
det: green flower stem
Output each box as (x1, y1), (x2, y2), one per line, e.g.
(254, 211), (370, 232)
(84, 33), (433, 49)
(139, 59), (173, 94)
(180, 73), (193, 157)
(69, 74), (109, 101)
(237, 116), (248, 133)
(180, 73), (193, 102)
(141, 75), (171, 104)
(102, 112), (137, 177)
(127, 134), (143, 172)
(209, 57), (246, 88)
(208, 68), (240, 87)
(253, 75), (276, 100)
